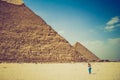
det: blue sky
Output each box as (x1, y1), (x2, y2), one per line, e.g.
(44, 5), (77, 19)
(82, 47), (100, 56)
(24, 0), (120, 61)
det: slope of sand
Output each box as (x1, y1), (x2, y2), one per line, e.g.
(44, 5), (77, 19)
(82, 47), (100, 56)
(0, 62), (120, 80)
(1, 0), (23, 5)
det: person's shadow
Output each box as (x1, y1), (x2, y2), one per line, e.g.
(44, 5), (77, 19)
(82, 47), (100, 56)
(92, 73), (96, 75)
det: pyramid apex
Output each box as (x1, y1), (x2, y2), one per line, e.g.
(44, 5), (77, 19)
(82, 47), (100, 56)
(74, 42), (82, 46)
(75, 42), (80, 44)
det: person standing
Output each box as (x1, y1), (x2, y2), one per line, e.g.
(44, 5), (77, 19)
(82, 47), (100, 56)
(88, 63), (92, 74)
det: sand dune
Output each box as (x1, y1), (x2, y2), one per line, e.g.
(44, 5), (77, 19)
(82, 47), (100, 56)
(0, 62), (120, 80)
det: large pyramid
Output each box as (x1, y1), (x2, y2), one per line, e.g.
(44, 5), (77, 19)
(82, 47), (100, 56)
(74, 42), (100, 61)
(0, 0), (83, 62)
(0, 0), (99, 63)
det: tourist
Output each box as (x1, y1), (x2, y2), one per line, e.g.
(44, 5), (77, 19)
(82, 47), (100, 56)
(88, 63), (92, 74)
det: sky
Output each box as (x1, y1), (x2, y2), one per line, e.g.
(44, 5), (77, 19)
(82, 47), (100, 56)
(23, 0), (120, 61)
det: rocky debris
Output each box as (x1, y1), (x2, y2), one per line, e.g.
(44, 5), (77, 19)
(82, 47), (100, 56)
(98, 59), (110, 62)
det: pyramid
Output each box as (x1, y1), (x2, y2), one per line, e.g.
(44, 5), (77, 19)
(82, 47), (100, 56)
(74, 42), (100, 61)
(0, 0), (88, 63)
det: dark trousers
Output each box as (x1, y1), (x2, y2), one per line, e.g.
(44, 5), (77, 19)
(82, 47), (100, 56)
(88, 68), (92, 74)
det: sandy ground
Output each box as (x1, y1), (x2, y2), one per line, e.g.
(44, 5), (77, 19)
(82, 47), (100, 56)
(0, 62), (120, 80)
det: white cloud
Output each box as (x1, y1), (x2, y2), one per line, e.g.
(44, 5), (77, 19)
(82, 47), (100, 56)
(107, 16), (119, 25)
(105, 16), (120, 31)
(104, 25), (115, 31)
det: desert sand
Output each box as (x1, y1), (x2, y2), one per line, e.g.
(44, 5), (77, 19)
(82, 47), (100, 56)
(0, 62), (120, 80)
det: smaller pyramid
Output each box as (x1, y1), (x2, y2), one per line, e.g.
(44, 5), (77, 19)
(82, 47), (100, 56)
(74, 42), (100, 61)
